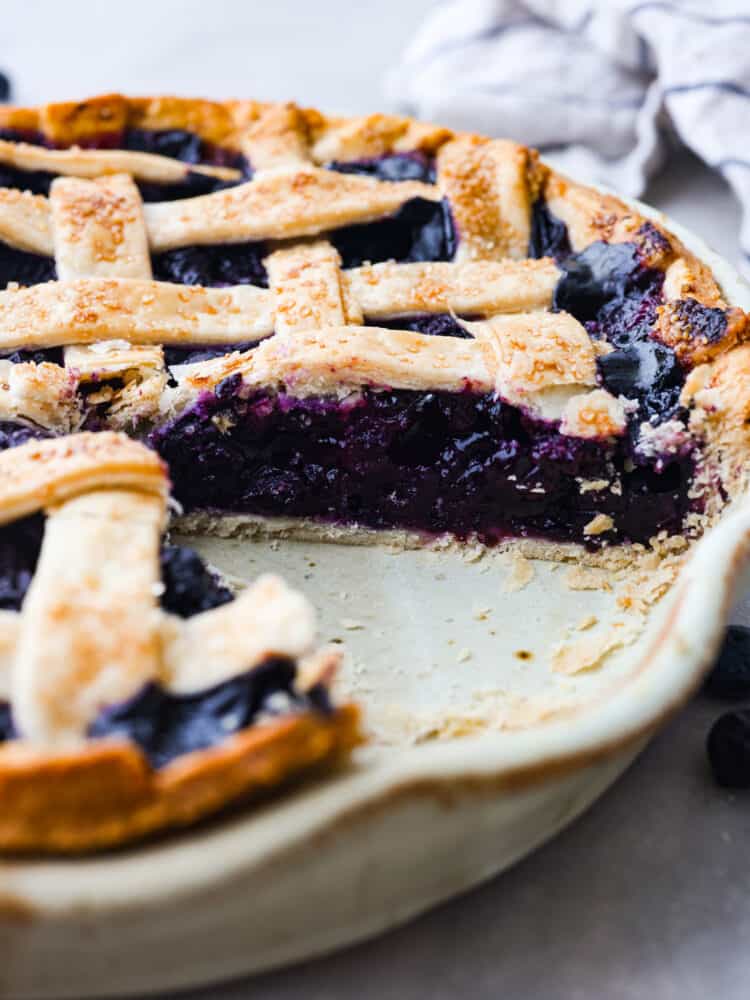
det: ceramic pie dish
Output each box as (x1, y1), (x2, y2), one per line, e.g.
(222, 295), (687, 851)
(0, 94), (748, 998)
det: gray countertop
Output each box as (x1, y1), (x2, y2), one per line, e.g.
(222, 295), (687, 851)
(5, 2), (749, 996)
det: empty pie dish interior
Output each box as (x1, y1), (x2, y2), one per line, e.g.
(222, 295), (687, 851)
(0, 93), (746, 853)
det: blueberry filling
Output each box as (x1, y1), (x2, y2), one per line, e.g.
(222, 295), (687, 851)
(151, 243), (269, 288)
(327, 152), (436, 184)
(554, 241), (650, 324)
(86, 656), (324, 769)
(123, 128), (248, 172)
(528, 200), (572, 261)
(552, 240), (685, 427)
(668, 296), (729, 345)
(635, 220), (673, 264)
(164, 341), (260, 368)
(0, 128), (45, 145)
(0, 420), (53, 452)
(0, 241), (56, 289)
(330, 198), (456, 267)
(0, 346), (64, 365)
(0, 162), (57, 196)
(0, 703), (13, 741)
(130, 172), (240, 204)
(0, 512), (43, 611)
(367, 314), (473, 339)
(159, 544), (233, 618)
(151, 386), (695, 547)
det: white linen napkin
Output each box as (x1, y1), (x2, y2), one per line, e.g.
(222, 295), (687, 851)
(386, 0), (750, 274)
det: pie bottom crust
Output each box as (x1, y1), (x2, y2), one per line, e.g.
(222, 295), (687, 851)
(174, 510), (693, 573)
(0, 706), (360, 854)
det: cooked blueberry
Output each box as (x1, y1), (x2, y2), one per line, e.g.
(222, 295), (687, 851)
(0, 421), (52, 453)
(159, 544), (234, 618)
(0, 512), (43, 610)
(136, 171), (239, 203)
(88, 656), (307, 768)
(0, 347), (64, 366)
(0, 703), (14, 741)
(0, 73), (11, 103)
(704, 626), (750, 700)
(125, 127), (203, 162)
(368, 313), (473, 339)
(0, 241), (56, 289)
(528, 200), (571, 261)
(635, 221), (672, 264)
(0, 163), (55, 196)
(0, 127), (45, 145)
(151, 385), (695, 547)
(554, 242), (644, 323)
(331, 197), (455, 267)
(151, 242), (268, 287)
(328, 153), (435, 183)
(123, 128), (248, 172)
(598, 339), (683, 424)
(670, 297), (728, 345)
(164, 341), (259, 367)
(707, 710), (750, 788)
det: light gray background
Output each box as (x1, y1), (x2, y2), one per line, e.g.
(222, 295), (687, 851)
(5, 3), (749, 997)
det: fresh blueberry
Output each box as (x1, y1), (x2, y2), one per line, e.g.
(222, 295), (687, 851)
(707, 709), (750, 788)
(704, 626), (750, 700)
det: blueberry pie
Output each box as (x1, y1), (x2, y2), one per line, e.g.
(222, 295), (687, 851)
(0, 94), (746, 849)
(0, 94), (744, 552)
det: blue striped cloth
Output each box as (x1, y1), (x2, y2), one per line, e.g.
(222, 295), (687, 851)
(386, 0), (750, 275)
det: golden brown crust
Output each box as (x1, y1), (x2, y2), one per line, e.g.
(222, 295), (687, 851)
(682, 344), (750, 503)
(266, 241), (361, 334)
(0, 278), (273, 349)
(50, 174), (153, 281)
(0, 431), (167, 524)
(0, 706), (360, 853)
(437, 136), (540, 262)
(142, 168), (438, 250)
(13, 489), (165, 745)
(655, 301), (748, 366)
